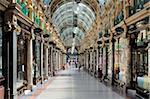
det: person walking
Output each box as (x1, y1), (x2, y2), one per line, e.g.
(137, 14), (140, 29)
(98, 66), (103, 82)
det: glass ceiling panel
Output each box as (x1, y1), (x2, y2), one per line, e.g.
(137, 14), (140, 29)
(52, 5), (95, 24)
(61, 27), (84, 38)
(52, 1), (96, 32)
(58, 23), (86, 34)
(43, 0), (52, 5)
(97, 0), (105, 5)
(50, 1), (96, 45)
(57, 17), (89, 31)
(53, 10), (93, 27)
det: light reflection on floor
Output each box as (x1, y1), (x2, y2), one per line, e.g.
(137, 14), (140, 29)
(36, 67), (126, 99)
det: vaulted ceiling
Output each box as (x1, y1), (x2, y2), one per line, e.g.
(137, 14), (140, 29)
(44, 0), (104, 47)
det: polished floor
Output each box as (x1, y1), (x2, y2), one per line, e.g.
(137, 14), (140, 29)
(20, 66), (142, 99)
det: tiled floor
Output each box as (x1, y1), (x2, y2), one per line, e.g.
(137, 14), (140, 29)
(20, 66), (143, 99)
(35, 67), (132, 99)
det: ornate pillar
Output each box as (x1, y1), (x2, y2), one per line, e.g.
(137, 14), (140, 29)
(90, 49), (92, 71)
(96, 48), (99, 74)
(52, 44), (56, 76)
(40, 36), (44, 83)
(93, 49), (96, 74)
(111, 38), (115, 86)
(148, 43), (150, 95)
(50, 44), (54, 76)
(87, 51), (89, 70)
(56, 50), (58, 70)
(84, 51), (86, 69)
(44, 44), (48, 79)
(148, 43), (150, 77)
(59, 51), (61, 69)
(26, 36), (33, 89)
(3, 14), (18, 99)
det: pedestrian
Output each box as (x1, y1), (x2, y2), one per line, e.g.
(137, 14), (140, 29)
(98, 66), (103, 82)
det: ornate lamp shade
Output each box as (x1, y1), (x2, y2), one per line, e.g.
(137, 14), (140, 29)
(97, 40), (102, 44)
(128, 24), (136, 31)
(115, 27), (124, 35)
(90, 47), (93, 49)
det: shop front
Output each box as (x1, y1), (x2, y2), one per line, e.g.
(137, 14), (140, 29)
(33, 33), (42, 85)
(112, 27), (128, 88)
(0, 11), (5, 99)
(16, 19), (33, 95)
(129, 19), (149, 97)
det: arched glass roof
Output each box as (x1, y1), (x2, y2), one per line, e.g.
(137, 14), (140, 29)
(51, 1), (96, 46)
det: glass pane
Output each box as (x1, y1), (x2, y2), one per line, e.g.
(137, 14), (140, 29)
(35, 42), (41, 77)
(17, 37), (26, 88)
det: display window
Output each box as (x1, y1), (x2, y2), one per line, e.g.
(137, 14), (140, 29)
(131, 29), (149, 90)
(17, 35), (27, 88)
(33, 40), (41, 78)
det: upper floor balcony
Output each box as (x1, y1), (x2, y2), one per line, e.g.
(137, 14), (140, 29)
(114, 10), (124, 26)
(129, 0), (149, 16)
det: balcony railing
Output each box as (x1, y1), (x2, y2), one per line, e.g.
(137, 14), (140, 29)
(114, 10), (124, 26)
(129, 0), (149, 16)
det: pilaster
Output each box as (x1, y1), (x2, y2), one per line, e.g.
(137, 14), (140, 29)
(26, 37), (33, 89)
(40, 36), (44, 83)
(44, 45), (48, 78)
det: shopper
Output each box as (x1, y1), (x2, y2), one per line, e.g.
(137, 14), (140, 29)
(98, 66), (103, 82)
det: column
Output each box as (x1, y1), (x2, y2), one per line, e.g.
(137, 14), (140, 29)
(44, 45), (48, 79)
(93, 50), (96, 74)
(88, 50), (90, 70)
(148, 43), (150, 96)
(50, 45), (54, 76)
(59, 51), (61, 69)
(90, 49), (92, 72)
(84, 52), (86, 69)
(86, 51), (88, 70)
(26, 38), (33, 89)
(3, 15), (18, 99)
(40, 37), (44, 83)
(96, 48), (99, 74)
(3, 14), (19, 99)
(103, 47), (106, 78)
(111, 38), (115, 86)
(53, 46), (56, 74)
(55, 50), (58, 70)
(51, 45), (55, 76)
(148, 43), (150, 77)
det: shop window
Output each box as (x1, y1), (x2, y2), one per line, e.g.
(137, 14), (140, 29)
(131, 29), (149, 90)
(33, 40), (41, 78)
(17, 36), (26, 87)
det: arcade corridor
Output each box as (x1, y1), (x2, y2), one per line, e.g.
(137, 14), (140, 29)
(0, 0), (149, 99)
(20, 66), (138, 99)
